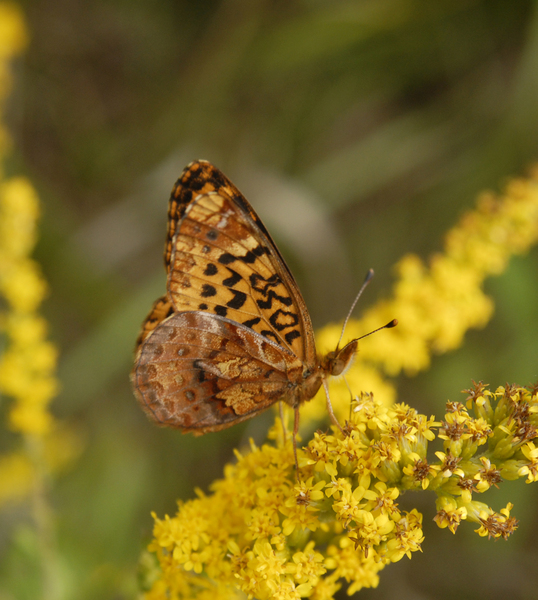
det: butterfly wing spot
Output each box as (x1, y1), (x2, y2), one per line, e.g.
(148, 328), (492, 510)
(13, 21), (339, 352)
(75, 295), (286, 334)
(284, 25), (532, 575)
(222, 268), (241, 287)
(201, 284), (217, 297)
(150, 345), (164, 360)
(269, 309), (299, 331)
(242, 317), (261, 329)
(226, 289), (247, 310)
(218, 253), (236, 265)
(204, 263), (218, 276)
(285, 330), (301, 344)
(260, 330), (281, 344)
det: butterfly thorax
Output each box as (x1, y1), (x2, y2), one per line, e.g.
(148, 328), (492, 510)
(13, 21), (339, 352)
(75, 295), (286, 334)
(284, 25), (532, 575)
(282, 364), (323, 409)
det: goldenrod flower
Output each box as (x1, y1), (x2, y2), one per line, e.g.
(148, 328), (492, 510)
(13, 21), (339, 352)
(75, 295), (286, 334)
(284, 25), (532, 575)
(145, 381), (538, 597)
(518, 442), (538, 483)
(433, 496), (467, 534)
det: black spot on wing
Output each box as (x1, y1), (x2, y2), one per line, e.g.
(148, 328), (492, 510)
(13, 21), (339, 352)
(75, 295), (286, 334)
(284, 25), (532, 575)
(242, 317), (261, 329)
(256, 290), (293, 310)
(240, 245), (269, 264)
(226, 289), (247, 310)
(222, 268), (241, 287)
(285, 330), (301, 344)
(204, 263), (218, 276)
(249, 273), (293, 308)
(218, 253), (236, 265)
(201, 284), (217, 297)
(193, 359), (207, 383)
(214, 305), (228, 317)
(260, 329), (280, 344)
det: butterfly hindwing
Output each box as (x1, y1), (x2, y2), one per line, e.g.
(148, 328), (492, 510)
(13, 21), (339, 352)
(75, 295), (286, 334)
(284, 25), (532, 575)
(133, 311), (299, 433)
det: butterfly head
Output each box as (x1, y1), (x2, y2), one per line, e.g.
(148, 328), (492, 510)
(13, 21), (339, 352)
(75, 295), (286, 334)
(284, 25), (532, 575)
(321, 339), (358, 377)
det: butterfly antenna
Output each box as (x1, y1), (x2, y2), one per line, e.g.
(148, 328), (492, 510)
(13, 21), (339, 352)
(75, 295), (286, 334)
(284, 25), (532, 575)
(336, 268), (375, 350)
(357, 318), (398, 341)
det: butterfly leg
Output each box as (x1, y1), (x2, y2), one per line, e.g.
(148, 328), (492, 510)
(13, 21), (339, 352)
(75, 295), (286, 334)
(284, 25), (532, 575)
(322, 378), (346, 435)
(279, 401), (287, 444)
(343, 374), (354, 422)
(293, 407), (300, 475)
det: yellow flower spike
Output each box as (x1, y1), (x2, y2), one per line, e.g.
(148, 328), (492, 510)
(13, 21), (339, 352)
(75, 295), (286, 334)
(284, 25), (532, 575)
(143, 380), (538, 597)
(0, 19), (86, 600)
(342, 168), (538, 381)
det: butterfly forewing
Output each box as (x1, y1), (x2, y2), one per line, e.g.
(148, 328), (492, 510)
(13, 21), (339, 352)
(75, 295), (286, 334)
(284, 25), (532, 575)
(166, 163), (316, 361)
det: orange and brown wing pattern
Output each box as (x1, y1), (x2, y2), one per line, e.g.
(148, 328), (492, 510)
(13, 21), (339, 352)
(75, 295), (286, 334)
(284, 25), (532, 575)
(165, 161), (245, 270)
(135, 295), (174, 348)
(165, 161), (317, 362)
(133, 311), (298, 433)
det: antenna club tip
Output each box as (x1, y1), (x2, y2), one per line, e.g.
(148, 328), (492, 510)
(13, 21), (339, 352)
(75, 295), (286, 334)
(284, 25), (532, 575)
(364, 268), (375, 283)
(387, 319), (398, 328)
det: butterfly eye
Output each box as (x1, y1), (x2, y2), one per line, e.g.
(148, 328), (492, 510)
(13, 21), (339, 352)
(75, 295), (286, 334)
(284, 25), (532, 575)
(329, 341), (358, 377)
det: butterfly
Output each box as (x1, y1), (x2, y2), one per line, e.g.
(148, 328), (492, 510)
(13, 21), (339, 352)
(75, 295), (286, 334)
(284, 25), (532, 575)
(131, 160), (396, 467)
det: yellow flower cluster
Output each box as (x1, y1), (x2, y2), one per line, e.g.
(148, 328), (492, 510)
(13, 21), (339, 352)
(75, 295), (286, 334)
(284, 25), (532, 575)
(144, 398), (424, 600)
(0, 177), (58, 435)
(341, 166), (538, 377)
(0, 2), (80, 511)
(144, 381), (536, 599)
(306, 165), (538, 427)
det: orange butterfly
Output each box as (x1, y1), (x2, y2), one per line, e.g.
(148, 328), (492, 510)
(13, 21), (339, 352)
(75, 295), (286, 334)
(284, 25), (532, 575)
(131, 161), (395, 466)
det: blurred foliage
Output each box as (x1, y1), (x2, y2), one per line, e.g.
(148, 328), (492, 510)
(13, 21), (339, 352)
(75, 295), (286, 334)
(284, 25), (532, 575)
(1, 0), (538, 598)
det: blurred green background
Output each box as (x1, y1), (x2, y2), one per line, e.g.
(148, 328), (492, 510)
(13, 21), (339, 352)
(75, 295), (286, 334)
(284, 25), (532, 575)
(3, 0), (538, 598)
